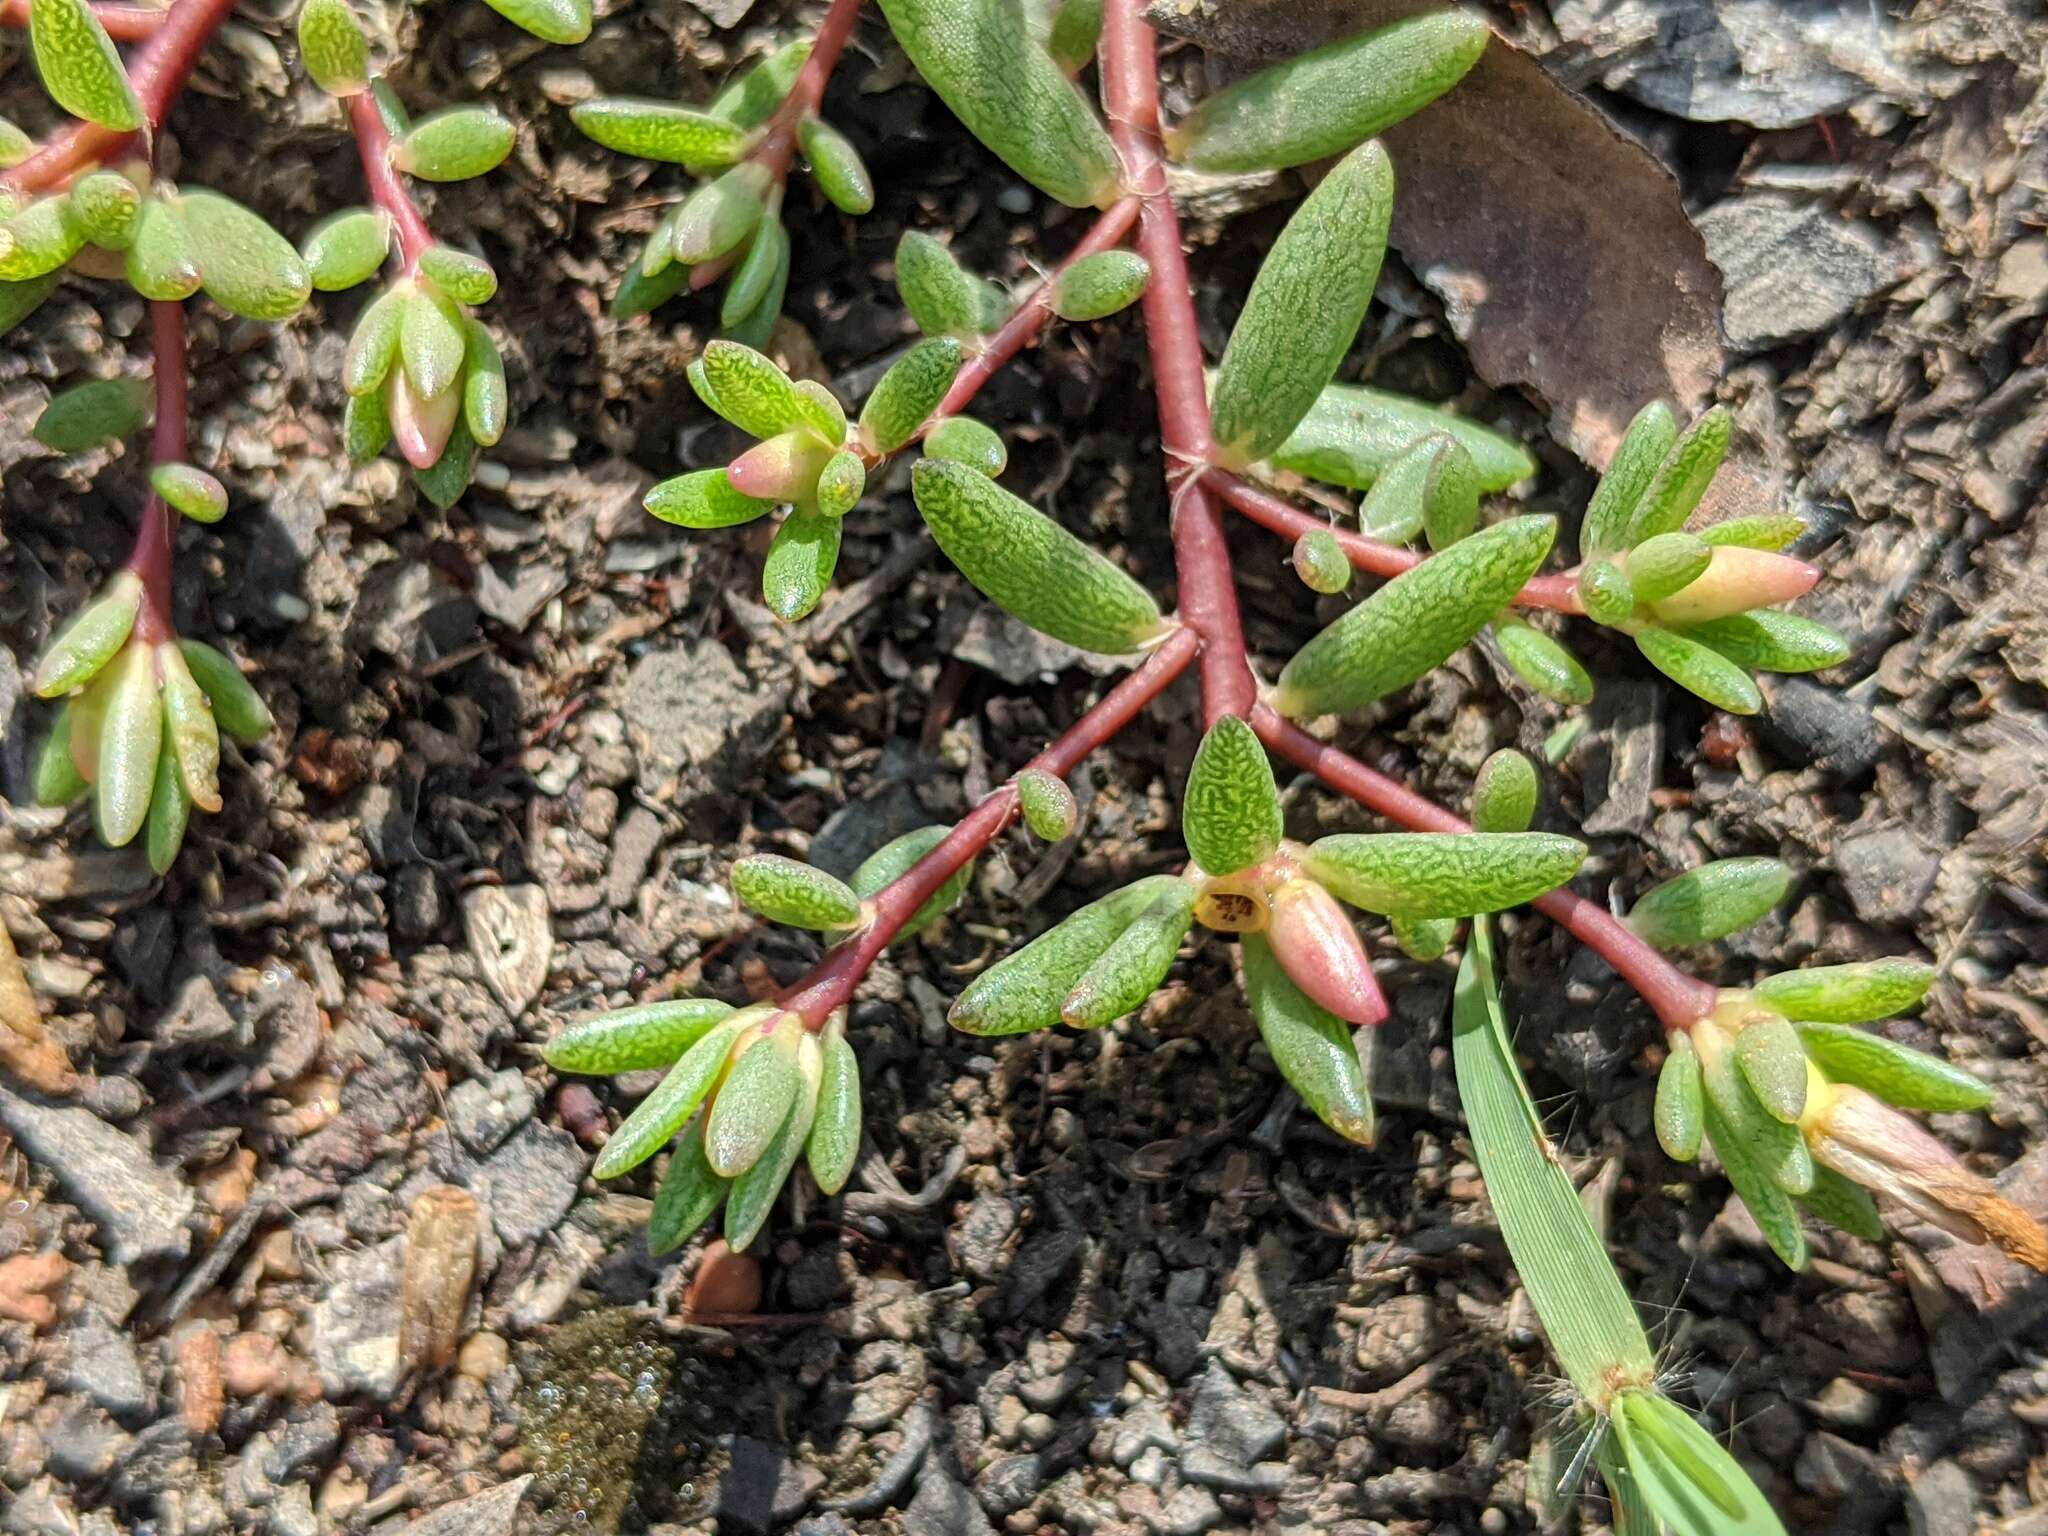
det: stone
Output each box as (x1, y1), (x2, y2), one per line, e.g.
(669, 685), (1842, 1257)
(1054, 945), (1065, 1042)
(311, 1238), (404, 1399)
(1111, 1398), (1180, 1467)
(446, 1069), (535, 1155)
(1835, 826), (1941, 926)
(1160, 1485), (1225, 1536)
(1353, 1295), (1440, 1382)
(1811, 1375), (1884, 1428)
(1699, 194), (1897, 350)
(262, 1405), (342, 1483)
(718, 1436), (824, 1536)
(977, 1452), (1047, 1515)
(903, 1464), (996, 1536)
(620, 640), (789, 804)
(474, 1123), (584, 1247)
(42, 1398), (131, 1483)
(1905, 1459), (1975, 1536)
(370, 1476), (533, 1536)
(463, 885), (553, 1018)
(1760, 676), (1881, 779)
(1183, 1361), (1285, 1471)
(0, 1089), (195, 1264)
(57, 1307), (150, 1420)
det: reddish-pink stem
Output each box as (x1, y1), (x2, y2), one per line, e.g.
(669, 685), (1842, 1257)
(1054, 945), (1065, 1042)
(1251, 707), (1719, 1029)
(0, 0), (165, 40)
(347, 90), (434, 269)
(2, 0), (238, 195)
(748, 0), (868, 184)
(779, 627), (1200, 1026)
(1100, 0), (1254, 725)
(124, 299), (187, 646)
(1216, 472), (1588, 614)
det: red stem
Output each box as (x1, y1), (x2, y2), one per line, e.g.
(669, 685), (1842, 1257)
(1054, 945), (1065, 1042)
(124, 298), (188, 645)
(1251, 707), (1719, 1029)
(780, 627), (1200, 1026)
(1099, 0), (1254, 725)
(1216, 472), (1588, 614)
(0, 0), (166, 40)
(749, 0), (868, 184)
(2, 0), (239, 195)
(347, 90), (434, 269)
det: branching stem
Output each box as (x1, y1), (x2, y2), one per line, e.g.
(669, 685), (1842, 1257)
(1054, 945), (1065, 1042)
(346, 89), (435, 269)
(124, 298), (187, 646)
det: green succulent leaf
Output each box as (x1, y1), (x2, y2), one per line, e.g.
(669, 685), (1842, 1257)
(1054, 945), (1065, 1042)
(1701, 1093), (1808, 1268)
(68, 169), (141, 250)
(1045, 0), (1103, 72)
(849, 824), (973, 942)
(397, 107), (516, 182)
(721, 215), (790, 330)
(1241, 930), (1374, 1145)
(303, 207), (391, 292)
(1166, 11), (1486, 173)
(157, 645), (219, 813)
(1655, 1034), (1705, 1162)
(93, 640), (160, 848)
(178, 640), (272, 742)
(176, 190), (313, 321)
(1291, 528), (1350, 594)
(343, 384), (393, 463)
(481, 0), (592, 46)
(33, 376), (151, 453)
(297, 0), (370, 95)
(798, 116), (875, 216)
(1733, 1011), (1809, 1122)
(30, 0), (144, 131)
(1796, 1024), (1991, 1113)
(644, 468), (776, 529)
(1273, 514), (1556, 718)
(544, 997), (736, 1075)
(1264, 380), (1536, 494)
(859, 338), (963, 453)
(1701, 1041), (1813, 1196)
(1305, 831), (1585, 920)
(1210, 140), (1394, 469)
(895, 230), (983, 341)
(1493, 616), (1594, 706)
(418, 245), (497, 305)
(1626, 531), (1712, 604)
(1061, 881), (1196, 1029)
(704, 1028), (800, 1177)
(0, 195), (86, 282)
(1627, 857), (1789, 949)
(673, 162), (771, 266)
(732, 853), (865, 931)
(151, 462), (228, 524)
(343, 286), (406, 396)
(33, 704), (89, 807)
(1388, 914), (1454, 961)
(950, 876), (1182, 1036)
(1626, 405), (1731, 547)
(1470, 749), (1537, 835)
(1754, 960), (1933, 1024)
(695, 339), (813, 441)
(1579, 399), (1676, 559)
(1672, 611), (1850, 675)
(1577, 558), (1636, 627)
(612, 247), (692, 321)
(591, 1014), (751, 1180)
(144, 740), (190, 875)
(722, 215), (790, 352)
(1701, 515), (1807, 552)
(806, 1027), (862, 1196)
(1798, 1164), (1885, 1244)
(0, 118), (32, 169)
(912, 458), (1169, 655)
(725, 1034), (822, 1251)
(1051, 250), (1150, 322)
(1015, 769), (1077, 842)
(399, 284), (467, 399)
(790, 379), (846, 445)
(708, 39), (812, 129)
(875, 0), (1121, 209)
(813, 449), (866, 518)
(762, 508), (841, 622)
(646, 1117), (730, 1255)
(462, 321), (509, 448)
(1182, 715), (1281, 877)
(1634, 627), (1761, 715)
(2, 273), (63, 335)
(924, 415), (1006, 477)
(411, 416), (477, 509)
(123, 198), (201, 301)
(571, 98), (752, 169)
(31, 572), (141, 697)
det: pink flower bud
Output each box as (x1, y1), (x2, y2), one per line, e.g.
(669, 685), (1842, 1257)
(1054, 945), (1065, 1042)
(726, 431), (828, 503)
(388, 365), (460, 470)
(1649, 546), (1818, 625)
(1267, 877), (1387, 1027)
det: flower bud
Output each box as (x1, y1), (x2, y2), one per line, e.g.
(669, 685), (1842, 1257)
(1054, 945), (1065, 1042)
(387, 364), (460, 470)
(727, 430), (830, 503)
(1266, 876), (1386, 1027)
(1648, 546), (1819, 626)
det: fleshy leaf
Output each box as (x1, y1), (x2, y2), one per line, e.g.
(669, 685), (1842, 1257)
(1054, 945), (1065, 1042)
(0, 117), (32, 169)
(1292, 528), (1350, 594)
(1701, 515), (1807, 551)
(721, 215), (789, 330)
(1240, 931), (1375, 1145)
(94, 640), (160, 848)
(1210, 140), (1394, 469)
(1263, 380), (1536, 493)
(29, 0), (144, 131)
(481, 0), (592, 45)
(0, 195), (86, 282)
(591, 1013), (752, 1180)
(859, 338), (962, 453)
(178, 640), (273, 742)
(462, 320), (508, 448)
(708, 39), (812, 128)
(1798, 1164), (1885, 1243)
(303, 207), (391, 292)
(344, 384), (393, 462)
(399, 283), (467, 399)
(806, 1025), (862, 1195)
(156, 642), (221, 812)
(1051, 250), (1150, 322)
(1577, 557), (1636, 627)
(1701, 1094), (1808, 1269)
(697, 339), (813, 441)
(1045, 0), (1102, 72)
(762, 508), (841, 622)
(790, 379), (846, 445)
(343, 286), (406, 395)
(1061, 881), (1197, 1029)
(33, 704), (89, 807)
(180, 190), (313, 321)
(1356, 433), (1435, 544)
(1796, 1026), (1992, 1113)
(297, 0), (369, 95)
(123, 198), (202, 300)
(673, 163), (771, 266)
(571, 98), (752, 169)
(1733, 1011), (1808, 1122)
(1273, 514), (1556, 718)
(1754, 959), (1933, 1024)
(1579, 399), (1676, 559)
(1626, 858), (1789, 949)
(912, 458), (1169, 654)
(2, 273), (63, 334)
(396, 107), (516, 182)
(1182, 715), (1281, 877)
(1635, 627), (1761, 715)
(644, 468), (776, 529)
(1655, 1034), (1704, 1161)
(1389, 914), (1453, 961)
(950, 877), (1182, 1036)
(411, 415), (477, 509)
(544, 997), (736, 1075)
(1305, 831), (1585, 919)
(145, 741), (190, 875)
(32, 572), (141, 697)
(798, 116), (874, 215)
(924, 415), (1006, 477)
(1493, 616), (1594, 706)
(1625, 405), (1731, 547)
(1165, 11), (1486, 174)
(1701, 1038), (1813, 1196)
(418, 245), (497, 305)
(1673, 610), (1849, 674)
(895, 230), (983, 341)
(731, 853), (864, 931)
(1015, 769), (1077, 841)
(69, 169), (141, 250)
(814, 450), (866, 518)
(612, 247), (692, 320)
(725, 1031), (822, 1250)
(33, 376), (151, 453)
(1626, 531), (1711, 604)
(704, 1025), (800, 1177)
(1470, 749), (1537, 834)
(647, 1118), (730, 1255)
(849, 824), (972, 942)
(875, 0), (1120, 208)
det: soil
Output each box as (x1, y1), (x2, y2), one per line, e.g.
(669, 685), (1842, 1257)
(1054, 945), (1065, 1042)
(3, 2), (2046, 1535)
